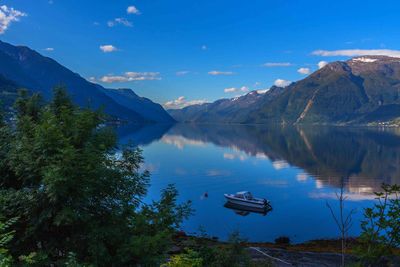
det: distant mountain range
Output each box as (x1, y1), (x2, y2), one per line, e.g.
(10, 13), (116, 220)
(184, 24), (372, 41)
(169, 56), (400, 126)
(0, 40), (174, 123)
(1, 40), (399, 126)
(168, 86), (284, 123)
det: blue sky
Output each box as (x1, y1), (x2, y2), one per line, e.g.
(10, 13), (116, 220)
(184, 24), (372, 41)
(2, 0), (400, 108)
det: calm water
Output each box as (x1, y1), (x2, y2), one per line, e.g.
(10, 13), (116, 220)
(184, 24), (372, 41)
(116, 124), (400, 243)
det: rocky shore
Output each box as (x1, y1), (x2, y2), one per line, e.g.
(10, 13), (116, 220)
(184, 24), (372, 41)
(171, 233), (400, 266)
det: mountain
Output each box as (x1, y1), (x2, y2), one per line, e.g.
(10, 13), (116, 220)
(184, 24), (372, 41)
(247, 56), (400, 125)
(0, 40), (173, 123)
(169, 56), (400, 125)
(102, 88), (175, 123)
(0, 74), (19, 109)
(168, 86), (284, 123)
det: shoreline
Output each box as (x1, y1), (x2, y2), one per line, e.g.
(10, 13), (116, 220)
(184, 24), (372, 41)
(171, 233), (400, 266)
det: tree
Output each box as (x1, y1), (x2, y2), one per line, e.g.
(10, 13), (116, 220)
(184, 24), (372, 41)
(0, 87), (192, 266)
(0, 217), (17, 267)
(357, 183), (400, 265)
(326, 178), (356, 267)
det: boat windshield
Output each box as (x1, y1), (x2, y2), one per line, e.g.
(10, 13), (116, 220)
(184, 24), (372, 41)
(234, 192), (254, 200)
(244, 193), (253, 200)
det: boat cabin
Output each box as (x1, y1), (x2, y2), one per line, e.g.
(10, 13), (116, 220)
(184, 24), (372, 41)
(234, 191), (253, 200)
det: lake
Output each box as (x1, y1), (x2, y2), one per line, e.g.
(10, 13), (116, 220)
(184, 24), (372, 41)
(116, 124), (400, 243)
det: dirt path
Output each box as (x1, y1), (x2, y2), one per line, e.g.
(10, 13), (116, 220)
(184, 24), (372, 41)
(248, 247), (357, 267)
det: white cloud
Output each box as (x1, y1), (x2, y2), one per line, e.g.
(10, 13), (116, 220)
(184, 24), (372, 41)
(263, 62), (292, 67)
(224, 86), (249, 93)
(99, 72), (161, 83)
(257, 89), (269, 94)
(108, 17), (133, 27)
(223, 153), (235, 160)
(125, 72), (160, 80)
(309, 192), (375, 201)
(315, 180), (324, 189)
(259, 179), (288, 187)
(223, 153), (247, 161)
(43, 47), (54, 51)
(206, 169), (231, 177)
(224, 88), (236, 93)
(162, 134), (206, 149)
(164, 96), (207, 109)
(312, 49), (400, 58)
(274, 79), (291, 87)
(255, 152), (269, 160)
(176, 71), (190, 76)
(201, 45), (207, 50)
(208, 70), (234, 76)
(272, 160), (289, 170)
(318, 61), (328, 69)
(297, 67), (311, 75)
(127, 6), (140, 15)
(100, 45), (117, 53)
(0, 5), (27, 34)
(87, 77), (96, 82)
(99, 76), (127, 83)
(296, 173), (308, 182)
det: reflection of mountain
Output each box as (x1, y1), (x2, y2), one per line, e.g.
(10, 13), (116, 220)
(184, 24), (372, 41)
(116, 123), (173, 146)
(163, 124), (400, 191)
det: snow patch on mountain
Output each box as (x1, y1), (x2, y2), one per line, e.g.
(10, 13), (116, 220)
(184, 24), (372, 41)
(352, 57), (378, 63)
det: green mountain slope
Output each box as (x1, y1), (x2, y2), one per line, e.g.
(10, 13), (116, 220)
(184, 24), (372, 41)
(248, 56), (400, 125)
(169, 56), (400, 126)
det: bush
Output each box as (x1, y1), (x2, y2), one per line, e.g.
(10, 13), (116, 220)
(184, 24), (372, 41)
(356, 184), (400, 265)
(162, 249), (203, 267)
(275, 236), (291, 245)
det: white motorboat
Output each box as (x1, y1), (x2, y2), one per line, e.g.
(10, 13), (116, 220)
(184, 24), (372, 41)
(224, 191), (270, 208)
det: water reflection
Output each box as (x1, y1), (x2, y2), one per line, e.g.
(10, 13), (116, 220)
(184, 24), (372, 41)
(224, 202), (272, 216)
(116, 123), (400, 241)
(118, 123), (400, 193)
(162, 124), (400, 194)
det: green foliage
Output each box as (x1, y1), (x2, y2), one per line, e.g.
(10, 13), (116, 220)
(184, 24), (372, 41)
(0, 217), (17, 267)
(162, 232), (251, 267)
(356, 184), (400, 265)
(198, 231), (250, 267)
(0, 87), (192, 266)
(162, 249), (203, 267)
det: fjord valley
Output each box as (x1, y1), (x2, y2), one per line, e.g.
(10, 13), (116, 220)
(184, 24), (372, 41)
(169, 56), (400, 126)
(0, 40), (174, 123)
(1, 39), (400, 267)
(2, 1), (400, 266)
(1, 39), (399, 127)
